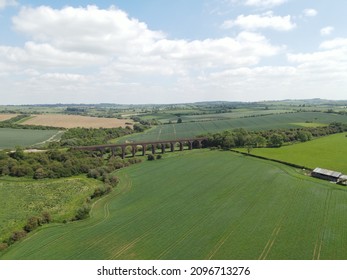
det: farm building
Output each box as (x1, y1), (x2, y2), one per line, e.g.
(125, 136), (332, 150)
(311, 167), (342, 182)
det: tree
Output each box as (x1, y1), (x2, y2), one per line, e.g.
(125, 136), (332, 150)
(11, 147), (25, 160)
(297, 131), (312, 142)
(177, 118), (182, 123)
(268, 133), (283, 147)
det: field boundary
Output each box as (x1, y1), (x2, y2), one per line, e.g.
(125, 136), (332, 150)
(230, 149), (312, 171)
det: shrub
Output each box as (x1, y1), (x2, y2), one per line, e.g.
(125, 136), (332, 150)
(9, 230), (27, 244)
(41, 211), (52, 224)
(156, 155), (162, 160)
(74, 204), (91, 220)
(24, 216), (40, 232)
(0, 243), (8, 251)
(147, 154), (155, 161)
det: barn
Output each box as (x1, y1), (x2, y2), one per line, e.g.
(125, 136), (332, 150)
(311, 167), (342, 182)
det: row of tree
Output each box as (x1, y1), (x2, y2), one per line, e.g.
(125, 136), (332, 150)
(203, 122), (347, 150)
(0, 148), (142, 180)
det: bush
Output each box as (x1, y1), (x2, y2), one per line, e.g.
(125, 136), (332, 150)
(156, 155), (162, 160)
(74, 204), (91, 220)
(147, 154), (155, 161)
(41, 211), (52, 224)
(9, 230), (27, 244)
(0, 243), (8, 251)
(24, 216), (40, 232)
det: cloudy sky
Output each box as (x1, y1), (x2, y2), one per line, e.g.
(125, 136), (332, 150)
(0, 0), (346, 104)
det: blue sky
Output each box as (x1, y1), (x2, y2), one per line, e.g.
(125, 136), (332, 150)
(0, 0), (346, 104)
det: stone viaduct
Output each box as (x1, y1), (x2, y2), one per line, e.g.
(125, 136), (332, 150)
(74, 137), (208, 159)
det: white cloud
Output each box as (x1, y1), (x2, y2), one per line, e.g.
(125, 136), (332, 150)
(244, 0), (287, 8)
(0, 0), (17, 9)
(221, 12), (296, 31)
(0, 5), (286, 104)
(12, 5), (164, 55)
(303, 9), (318, 17)
(320, 26), (334, 36)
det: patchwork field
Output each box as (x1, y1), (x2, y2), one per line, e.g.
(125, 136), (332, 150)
(2, 150), (347, 260)
(115, 112), (347, 143)
(0, 177), (103, 243)
(237, 133), (347, 174)
(0, 128), (61, 149)
(0, 114), (17, 122)
(22, 114), (133, 129)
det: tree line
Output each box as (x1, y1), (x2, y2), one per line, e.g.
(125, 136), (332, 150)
(203, 122), (347, 151)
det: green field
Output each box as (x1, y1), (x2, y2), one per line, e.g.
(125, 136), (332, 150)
(0, 177), (103, 243)
(2, 150), (347, 260)
(237, 133), (347, 174)
(0, 128), (61, 149)
(114, 112), (347, 143)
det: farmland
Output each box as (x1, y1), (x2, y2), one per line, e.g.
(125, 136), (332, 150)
(237, 133), (347, 174)
(114, 112), (347, 143)
(0, 114), (17, 122)
(0, 128), (61, 149)
(0, 176), (104, 243)
(21, 114), (133, 129)
(2, 150), (347, 260)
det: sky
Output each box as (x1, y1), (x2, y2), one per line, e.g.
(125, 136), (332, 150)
(0, 0), (347, 104)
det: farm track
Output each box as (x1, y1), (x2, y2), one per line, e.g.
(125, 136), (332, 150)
(313, 189), (333, 260)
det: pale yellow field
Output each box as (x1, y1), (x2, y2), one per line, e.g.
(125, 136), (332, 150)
(0, 114), (17, 122)
(22, 114), (133, 129)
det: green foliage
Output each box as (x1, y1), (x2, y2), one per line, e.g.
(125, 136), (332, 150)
(24, 216), (40, 233)
(8, 231), (27, 244)
(268, 133), (283, 147)
(0, 177), (104, 243)
(74, 204), (91, 221)
(0, 243), (8, 251)
(147, 154), (155, 161)
(60, 127), (133, 146)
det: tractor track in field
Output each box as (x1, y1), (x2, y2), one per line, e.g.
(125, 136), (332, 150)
(206, 174), (274, 260)
(313, 189), (332, 260)
(258, 186), (301, 260)
(157, 172), (246, 259)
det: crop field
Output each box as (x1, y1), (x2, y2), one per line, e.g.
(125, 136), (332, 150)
(237, 133), (347, 174)
(0, 114), (17, 122)
(2, 150), (347, 260)
(0, 177), (103, 243)
(139, 109), (292, 123)
(0, 128), (61, 149)
(115, 112), (347, 143)
(21, 114), (133, 129)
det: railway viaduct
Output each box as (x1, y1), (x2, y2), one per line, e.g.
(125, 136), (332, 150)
(74, 137), (208, 158)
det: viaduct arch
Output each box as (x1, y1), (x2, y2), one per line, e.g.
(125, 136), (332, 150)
(74, 137), (208, 159)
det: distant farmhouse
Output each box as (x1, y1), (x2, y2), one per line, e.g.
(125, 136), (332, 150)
(312, 167), (347, 184)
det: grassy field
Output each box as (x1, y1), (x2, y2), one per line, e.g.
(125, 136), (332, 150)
(0, 128), (61, 149)
(237, 133), (347, 174)
(21, 114), (133, 129)
(2, 150), (347, 260)
(0, 176), (104, 243)
(114, 112), (347, 143)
